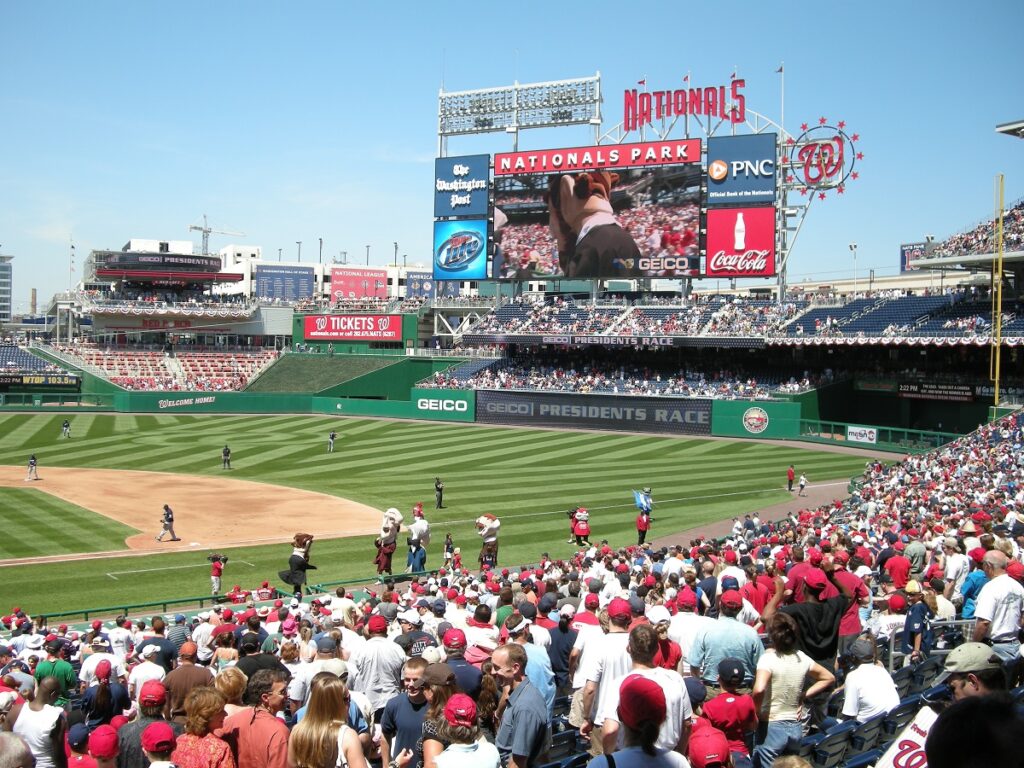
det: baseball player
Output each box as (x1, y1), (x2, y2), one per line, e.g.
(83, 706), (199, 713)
(434, 477), (444, 509)
(221, 445), (231, 469)
(156, 504), (179, 542)
(61, 419), (71, 439)
(798, 473), (809, 497)
(25, 454), (39, 481)
(328, 430), (337, 453)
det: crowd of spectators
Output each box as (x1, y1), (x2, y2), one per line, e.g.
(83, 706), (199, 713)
(422, 358), (806, 399)
(930, 199), (1024, 258)
(704, 301), (806, 337)
(3, 412), (1023, 768)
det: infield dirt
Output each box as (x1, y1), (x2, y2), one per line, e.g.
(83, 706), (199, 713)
(0, 466), (382, 564)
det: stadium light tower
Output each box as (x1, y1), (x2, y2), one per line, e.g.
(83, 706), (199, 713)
(296, 241), (302, 262)
(849, 243), (858, 296)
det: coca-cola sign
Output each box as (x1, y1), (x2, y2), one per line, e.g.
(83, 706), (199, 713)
(703, 206), (776, 278)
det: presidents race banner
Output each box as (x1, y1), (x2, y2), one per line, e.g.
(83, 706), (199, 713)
(475, 390), (712, 436)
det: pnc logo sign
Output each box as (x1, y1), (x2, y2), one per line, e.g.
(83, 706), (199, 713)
(709, 157), (775, 182)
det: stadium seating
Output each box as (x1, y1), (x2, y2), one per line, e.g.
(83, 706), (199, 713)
(0, 344), (61, 372)
(841, 294), (955, 336)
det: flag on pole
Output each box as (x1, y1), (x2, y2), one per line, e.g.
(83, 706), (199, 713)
(730, 69), (737, 80)
(637, 78), (646, 86)
(776, 64), (784, 74)
(682, 74), (689, 83)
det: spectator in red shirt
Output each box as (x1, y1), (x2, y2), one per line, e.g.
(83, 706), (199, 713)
(885, 543), (912, 589)
(646, 607), (682, 672)
(702, 658), (758, 768)
(830, 550), (872, 657)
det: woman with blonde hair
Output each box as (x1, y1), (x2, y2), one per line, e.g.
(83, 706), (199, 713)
(288, 673), (366, 768)
(213, 666), (248, 718)
(171, 687), (234, 768)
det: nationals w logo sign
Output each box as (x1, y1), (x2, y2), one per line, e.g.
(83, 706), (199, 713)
(783, 120), (863, 200)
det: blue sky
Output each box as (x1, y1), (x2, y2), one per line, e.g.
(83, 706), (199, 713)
(1, 1), (1022, 309)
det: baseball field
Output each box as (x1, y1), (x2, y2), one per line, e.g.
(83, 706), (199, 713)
(0, 412), (870, 615)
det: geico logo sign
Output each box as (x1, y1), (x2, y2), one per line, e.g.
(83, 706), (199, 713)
(484, 401), (533, 415)
(709, 158), (775, 181)
(417, 398), (468, 412)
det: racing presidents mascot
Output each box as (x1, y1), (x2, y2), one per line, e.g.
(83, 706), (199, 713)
(476, 514), (501, 569)
(374, 507), (403, 577)
(545, 170), (641, 279)
(279, 533), (316, 599)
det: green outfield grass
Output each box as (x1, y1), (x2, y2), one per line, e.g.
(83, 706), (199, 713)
(0, 488), (137, 559)
(0, 413), (868, 615)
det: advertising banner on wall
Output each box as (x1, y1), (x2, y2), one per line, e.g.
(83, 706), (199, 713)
(433, 219), (489, 280)
(302, 314), (402, 341)
(900, 242), (926, 273)
(254, 265), (315, 301)
(711, 400), (800, 440)
(329, 267), (388, 300)
(706, 134), (777, 206)
(405, 271), (435, 299)
(434, 155), (490, 218)
(846, 425), (878, 444)
(494, 139), (701, 176)
(475, 390), (712, 435)
(704, 205), (776, 278)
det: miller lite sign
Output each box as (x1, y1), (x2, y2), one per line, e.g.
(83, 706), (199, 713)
(704, 206), (776, 278)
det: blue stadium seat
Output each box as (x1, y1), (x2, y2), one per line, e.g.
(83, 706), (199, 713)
(546, 729), (581, 763)
(812, 724), (853, 768)
(847, 713), (886, 755)
(891, 666), (914, 699)
(879, 697), (921, 744)
(559, 755), (591, 768)
(909, 656), (943, 694)
(552, 696), (571, 718)
(843, 748), (884, 768)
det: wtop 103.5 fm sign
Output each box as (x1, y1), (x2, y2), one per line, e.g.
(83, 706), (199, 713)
(433, 219), (489, 280)
(434, 155), (490, 218)
(706, 134), (777, 206)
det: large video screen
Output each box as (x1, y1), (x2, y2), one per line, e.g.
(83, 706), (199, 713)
(491, 158), (702, 280)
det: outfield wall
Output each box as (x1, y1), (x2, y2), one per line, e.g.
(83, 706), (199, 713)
(474, 390), (713, 435)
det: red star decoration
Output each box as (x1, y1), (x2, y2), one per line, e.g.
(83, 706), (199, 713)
(799, 188), (808, 196)
(818, 192), (827, 200)
(837, 185), (846, 195)
(786, 137), (795, 145)
(851, 133), (859, 142)
(800, 122), (808, 131)
(782, 155), (789, 164)
(837, 121), (846, 129)
(856, 152), (864, 160)
(786, 174), (795, 183)
(819, 116), (827, 125)
(851, 172), (859, 180)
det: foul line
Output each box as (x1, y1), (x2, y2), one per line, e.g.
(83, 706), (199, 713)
(433, 481), (849, 526)
(106, 560), (255, 581)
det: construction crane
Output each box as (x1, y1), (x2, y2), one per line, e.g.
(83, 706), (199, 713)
(188, 214), (245, 256)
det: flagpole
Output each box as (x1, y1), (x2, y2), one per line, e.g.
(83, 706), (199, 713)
(640, 75), (646, 143)
(779, 62), (785, 139)
(684, 71), (691, 138)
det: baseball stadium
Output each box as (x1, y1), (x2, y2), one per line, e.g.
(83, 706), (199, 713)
(2, 59), (1023, 768)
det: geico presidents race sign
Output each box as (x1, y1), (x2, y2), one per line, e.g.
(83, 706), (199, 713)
(303, 314), (402, 341)
(704, 206), (776, 278)
(494, 139), (701, 176)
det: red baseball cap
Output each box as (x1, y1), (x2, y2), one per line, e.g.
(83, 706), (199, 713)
(89, 725), (119, 759)
(720, 590), (743, 609)
(968, 547), (986, 564)
(723, 550), (737, 564)
(1007, 560), (1024, 581)
(677, 588), (698, 608)
(442, 628), (467, 649)
(607, 598), (632, 619)
(887, 594), (907, 612)
(141, 721), (176, 753)
(139, 680), (167, 706)
(617, 674), (666, 730)
(832, 550), (850, 565)
(688, 723), (732, 768)
(584, 594), (600, 609)
(367, 615), (388, 634)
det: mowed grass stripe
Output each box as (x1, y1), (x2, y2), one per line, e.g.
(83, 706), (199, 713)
(0, 488), (135, 559)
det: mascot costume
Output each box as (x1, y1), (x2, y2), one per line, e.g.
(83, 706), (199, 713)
(476, 514), (501, 569)
(374, 507), (403, 576)
(545, 170), (641, 279)
(279, 533), (316, 599)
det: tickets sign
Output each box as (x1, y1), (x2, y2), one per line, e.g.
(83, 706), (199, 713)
(303, 314), (402, 341)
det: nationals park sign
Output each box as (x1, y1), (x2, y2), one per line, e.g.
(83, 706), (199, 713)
(303, 314), (402, 342)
